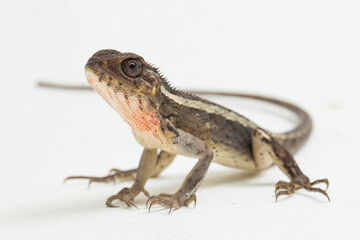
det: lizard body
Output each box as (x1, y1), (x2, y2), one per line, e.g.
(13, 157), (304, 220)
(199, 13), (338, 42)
(64, 49), (329, 211)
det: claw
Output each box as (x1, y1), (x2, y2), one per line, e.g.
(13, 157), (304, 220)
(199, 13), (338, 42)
(275, 181), (290, 194)
(148, 200), (165, 212)
(105, 187), (139, 208)
(276, 188), (295, 202)
(184, 194), (197, 207)
(106, 195), (120, 207)
(275, 178), (330, 202)
(311, 178), (329, 190)
(146, 193), (196, 213)
(168, 205), (173, 214)
(126, 200), (138, 209)
(124, 200), (131, 208)
(276, 190), (293, 202)
(192, 197), (197, 208)
(275, 185), (286, 194)
(303, 186), (330, 202)
(146, 197), (159, 208)
(106, 197), (138, 208)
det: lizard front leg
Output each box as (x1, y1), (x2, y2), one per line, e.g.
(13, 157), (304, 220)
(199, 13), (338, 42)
(65, 151), (175, 186)
(105, 148), (158, 207)
(252, 128), (329, 201)
(147, 129), (213, 213)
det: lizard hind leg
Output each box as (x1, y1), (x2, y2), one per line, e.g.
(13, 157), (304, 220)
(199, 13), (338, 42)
(64, 151), (175, 187)
(64, 169), (137, 187)
(251, 128), (330, 202)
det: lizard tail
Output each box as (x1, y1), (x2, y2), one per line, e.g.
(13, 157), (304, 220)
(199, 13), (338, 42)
(186, 91), (312, 155)
(37, 81), (94, 90)
(37, 81), (311, 154)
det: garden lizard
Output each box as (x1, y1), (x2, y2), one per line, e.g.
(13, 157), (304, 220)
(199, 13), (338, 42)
(49, 49), (329, 212)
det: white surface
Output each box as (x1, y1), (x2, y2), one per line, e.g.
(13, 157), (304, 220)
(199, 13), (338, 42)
(1, 0), (359, 239)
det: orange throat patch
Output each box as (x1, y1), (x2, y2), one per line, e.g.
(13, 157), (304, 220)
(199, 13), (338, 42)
(86, 73), (167, 147)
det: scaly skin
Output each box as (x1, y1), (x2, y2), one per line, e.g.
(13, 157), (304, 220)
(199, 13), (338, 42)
(64, 49), (329, 212)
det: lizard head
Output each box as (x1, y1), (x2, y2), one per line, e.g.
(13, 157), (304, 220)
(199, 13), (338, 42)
(85, 49), (162, 98)
(84, 49), (170, 143)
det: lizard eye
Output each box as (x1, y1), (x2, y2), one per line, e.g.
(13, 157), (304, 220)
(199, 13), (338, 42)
(122, 58), (143, 78)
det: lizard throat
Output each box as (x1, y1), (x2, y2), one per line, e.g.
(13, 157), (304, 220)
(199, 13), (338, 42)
(85, 71), (163, 136)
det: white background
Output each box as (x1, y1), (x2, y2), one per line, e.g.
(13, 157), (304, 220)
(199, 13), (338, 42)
(1, 0), (359, 239)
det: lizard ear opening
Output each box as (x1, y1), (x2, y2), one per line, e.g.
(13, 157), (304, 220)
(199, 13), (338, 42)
(152, 84), (159, 96)
(149, 73), (160, 96)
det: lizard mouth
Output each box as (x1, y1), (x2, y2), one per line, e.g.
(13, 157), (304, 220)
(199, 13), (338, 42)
(85, 66), (99, 84)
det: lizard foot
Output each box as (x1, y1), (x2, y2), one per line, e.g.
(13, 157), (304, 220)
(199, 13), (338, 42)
(275, 175), (329, 202)
(64, 168), (136, 187)
(146, 193), (197, 214)
(106, 187), (150, 208)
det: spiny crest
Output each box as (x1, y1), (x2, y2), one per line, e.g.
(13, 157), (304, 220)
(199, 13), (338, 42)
(146, 61), (211, 103)
(146, 61), (167, 82)
(155, 69), (167, 81)
(147, 62), (157, 69)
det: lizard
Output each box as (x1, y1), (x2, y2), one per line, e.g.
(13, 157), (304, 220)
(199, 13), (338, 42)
(50, 49), (329, 212)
